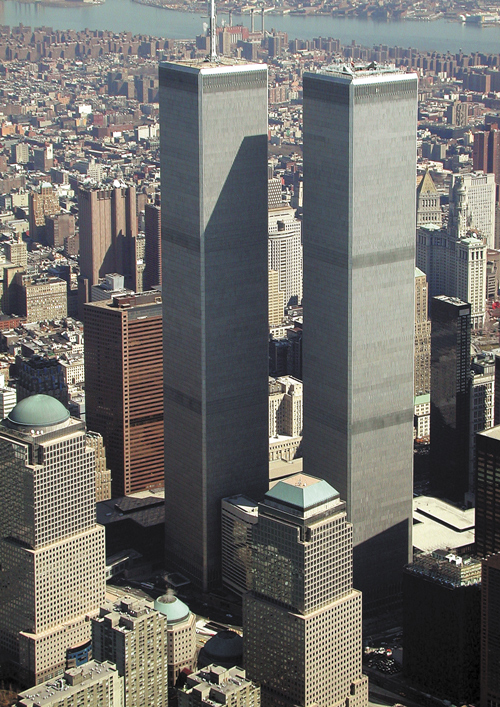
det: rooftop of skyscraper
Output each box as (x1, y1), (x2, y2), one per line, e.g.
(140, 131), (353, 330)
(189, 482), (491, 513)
(313, 60), (412, 81)
(160, 58), (266, 73)
(264, 473), (341, 513)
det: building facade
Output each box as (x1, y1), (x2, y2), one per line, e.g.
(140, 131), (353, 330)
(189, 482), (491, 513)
(403, 552), (481, 703)
(268, 270), (285, 327)
(84, 291), (163, 497)
(268, 205), (302, 307)
(160, 59), (269, 590)
(469, 354), (496, 504)
(449, 172), (496, 249)
(416, 170), (442, 227)
(178, 666), (260, 707)
(481, 553), (500, 707)
(18, 661), (123, 707)
(221, 495), (258, 596)
(415, 268), (431, 396)
(78, 185), (138, 307)
(430, 296), (471, 502)
(92, 597), (170, 707)
(416, 224), (487, 330)
(476, 426), (500, 557)
(153, 593), (197, 686)
(302, 65), (417, 600)
(144, 201), (161, 291)
(0, 395), (106, 685)
(14, 275), (67, 323)
(244, 473), (368, 707)
(17, 356), (68, 405)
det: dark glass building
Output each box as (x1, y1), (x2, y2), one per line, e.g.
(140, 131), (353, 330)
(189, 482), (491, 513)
(476, 426), (500, 557)
(430, 295), (471, 502)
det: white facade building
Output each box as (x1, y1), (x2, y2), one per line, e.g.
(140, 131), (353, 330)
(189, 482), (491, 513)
(416, 225), (487, 329)
(268, 205), (303, 306)
(449, 172), (496, 248)
(0, 386), (16, 420)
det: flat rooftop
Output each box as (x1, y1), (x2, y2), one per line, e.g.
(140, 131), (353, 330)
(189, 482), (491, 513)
(308, 62), (415, 83)
(18, 661), (119, 706)
(413, 496), (475, 554)
(478, 424), (500, 442)
(160, 58), (266, 74)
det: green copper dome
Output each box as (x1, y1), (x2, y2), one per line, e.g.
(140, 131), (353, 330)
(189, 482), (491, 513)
(8, 394), (70, 428)
(154, 594), (190, 624)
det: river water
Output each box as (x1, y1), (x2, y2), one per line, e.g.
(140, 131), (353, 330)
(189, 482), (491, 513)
(0, 0), (499, 53)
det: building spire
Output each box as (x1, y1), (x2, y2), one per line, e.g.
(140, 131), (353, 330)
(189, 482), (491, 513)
(209, 0), (217, 62)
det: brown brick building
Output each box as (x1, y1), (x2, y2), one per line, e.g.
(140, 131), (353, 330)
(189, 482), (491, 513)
(84, 290), (163, 496)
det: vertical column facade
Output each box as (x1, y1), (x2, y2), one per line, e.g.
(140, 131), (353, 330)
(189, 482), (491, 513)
(160, 61), (269, 590)
(302, 67), (417, 599)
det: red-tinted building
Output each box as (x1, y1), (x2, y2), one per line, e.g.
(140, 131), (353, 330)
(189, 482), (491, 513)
(473, 123), (500, 200)
(84, 290), (163, 497)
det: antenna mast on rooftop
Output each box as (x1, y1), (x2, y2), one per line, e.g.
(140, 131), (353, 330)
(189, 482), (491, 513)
(209, 0), (217, 62)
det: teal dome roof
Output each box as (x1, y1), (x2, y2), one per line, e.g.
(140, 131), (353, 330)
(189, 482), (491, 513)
(154, 594), (190, 624)
(8, 395), (70, 428)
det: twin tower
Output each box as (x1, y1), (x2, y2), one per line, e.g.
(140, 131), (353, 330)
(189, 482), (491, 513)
(160, 58), (418, 604)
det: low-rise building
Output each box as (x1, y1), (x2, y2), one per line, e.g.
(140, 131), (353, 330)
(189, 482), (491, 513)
(178, 665), (260, 707)
(18, 661), (123, 707)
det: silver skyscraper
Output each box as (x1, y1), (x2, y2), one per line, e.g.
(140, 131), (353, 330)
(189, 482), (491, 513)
(160, 59), (269, 591)
(302, 65), (418, 601)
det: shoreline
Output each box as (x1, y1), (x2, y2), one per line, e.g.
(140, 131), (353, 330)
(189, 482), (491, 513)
(14, 0), (103, 7)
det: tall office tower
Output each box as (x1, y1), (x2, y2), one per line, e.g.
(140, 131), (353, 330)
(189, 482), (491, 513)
(268, 204), (302, 306)
(403, 552), (481, 704)
(468, 354), (495, 504)
(449, 172), (496, 248)
(480, 552), (500, 707)
(160, 59), (269, 590)
(454, 235), (487, 330)
(415, 268), (431, 396)
(84, 291), (163, 497)
(0, 395), (106, 685)
(430, 296), (471, 502)
(473, 123), (500, 196)
(144, 201), (161, 290)
(92, 597), (170, 707)
(244, 473), (368, 707)
(302, 65), (417, 600)
(476, 426), (500, 557)
(416, 170), (442, 227)
(268, 270), (285, 326)
(78, 184), (138, 306)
